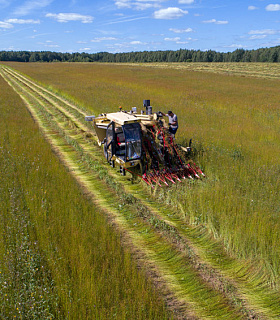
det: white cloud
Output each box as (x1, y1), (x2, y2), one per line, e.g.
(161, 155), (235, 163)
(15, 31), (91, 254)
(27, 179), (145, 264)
(46, 13), (94, 23)
(38, 41), (60, 48)
(164, 37), (181, 41)
(178, 0), (194, 3)
(115, 0), (131, 9)
(248, 6), (258, 10)
(79, 47), (91, 51)
(248, 29), (279, 35)
(249, 35), (267, 39)
(45, 44), (60, 48)
(134, 2), (160, 10)
(216, 20), (228, 25)
(5, 18), (40, 24)
(130, 40), (147, 45)
(202, 19), (228, 24)
(164, 36), (194, 44)
(109, 42), (130, 49)
(114, 0), (161, 10)
(0, 21), (13, 28)
(14, 0), (53, 16)
(154, 7), (188, 19)
(91, 37), (117, 42)
(266, 4), (280, 11)
(169, 27), (193, 33)
(224, 44), (244, 49)
(203, 19), (216, 23)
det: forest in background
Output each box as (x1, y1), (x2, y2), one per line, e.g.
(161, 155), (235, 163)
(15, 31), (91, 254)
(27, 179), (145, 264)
(1, 45), (280, 63)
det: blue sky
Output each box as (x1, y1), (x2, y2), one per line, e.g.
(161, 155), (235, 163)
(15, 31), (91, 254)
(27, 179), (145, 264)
(0, 0), (280, 53)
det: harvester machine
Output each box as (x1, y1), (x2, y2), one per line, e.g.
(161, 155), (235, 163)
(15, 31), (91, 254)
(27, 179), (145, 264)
(85, 100), (204, 188)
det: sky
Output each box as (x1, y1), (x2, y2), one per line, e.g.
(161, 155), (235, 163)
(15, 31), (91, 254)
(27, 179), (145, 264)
(0, 0), (280, 53)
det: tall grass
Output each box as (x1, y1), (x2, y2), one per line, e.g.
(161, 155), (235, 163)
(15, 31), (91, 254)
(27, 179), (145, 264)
(5, 61), (280, 288)
(0, 71), (173, 319)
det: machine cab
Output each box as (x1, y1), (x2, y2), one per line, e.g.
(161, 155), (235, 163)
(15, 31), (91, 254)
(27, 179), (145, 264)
(106, 122), (142, 163)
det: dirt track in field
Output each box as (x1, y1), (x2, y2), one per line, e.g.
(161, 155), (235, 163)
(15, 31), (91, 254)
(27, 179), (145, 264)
(1, 65), (279, 320)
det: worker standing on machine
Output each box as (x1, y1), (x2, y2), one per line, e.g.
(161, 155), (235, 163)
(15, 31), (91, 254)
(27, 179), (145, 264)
(163, 110), (178, 137)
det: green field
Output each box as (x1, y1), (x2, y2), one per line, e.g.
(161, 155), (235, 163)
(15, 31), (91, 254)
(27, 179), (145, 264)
(1, 62), (280, 319)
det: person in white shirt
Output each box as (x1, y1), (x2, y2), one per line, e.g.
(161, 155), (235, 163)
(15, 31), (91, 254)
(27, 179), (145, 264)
(163, 110), (178, 137)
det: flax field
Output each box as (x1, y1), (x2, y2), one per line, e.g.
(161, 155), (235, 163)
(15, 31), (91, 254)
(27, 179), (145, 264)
(1, 61), (280, 319)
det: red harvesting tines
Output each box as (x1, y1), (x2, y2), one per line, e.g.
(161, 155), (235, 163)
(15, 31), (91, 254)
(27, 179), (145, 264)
(192, 162), (205, 177)
(140, 160), (205, 187)
(139, 121), (205, 187)
(142, 173), (154, 188)
(154, 170), (169, 186)
(163, 171), (176, 184)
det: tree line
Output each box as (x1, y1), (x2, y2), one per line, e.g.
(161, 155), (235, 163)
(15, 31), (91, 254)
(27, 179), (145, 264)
(1, 46), (280, 63)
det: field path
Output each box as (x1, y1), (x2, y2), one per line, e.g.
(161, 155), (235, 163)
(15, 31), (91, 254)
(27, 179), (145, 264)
(1, 65), (280, 319)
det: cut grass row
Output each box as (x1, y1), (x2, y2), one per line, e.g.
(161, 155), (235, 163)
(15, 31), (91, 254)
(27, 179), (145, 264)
(2, 65), (280, 318)
(0, 68), (173, 319)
